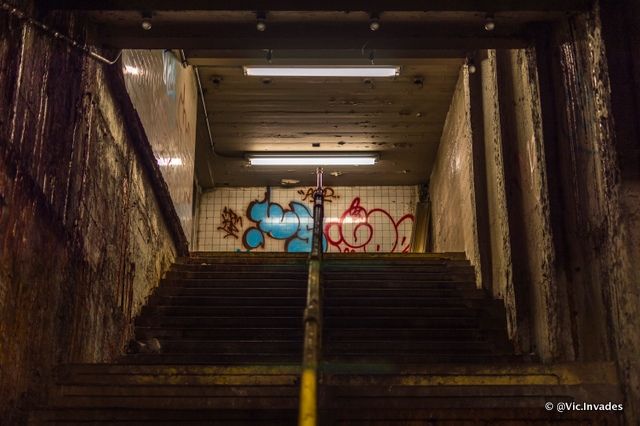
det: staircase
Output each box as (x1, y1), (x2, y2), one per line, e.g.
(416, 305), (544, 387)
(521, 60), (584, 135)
(29, 253), (623, 425)
(323, 254), (514, 365)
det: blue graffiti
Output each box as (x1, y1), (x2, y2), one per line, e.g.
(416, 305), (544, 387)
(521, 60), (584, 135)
(242, 193), (326, 253)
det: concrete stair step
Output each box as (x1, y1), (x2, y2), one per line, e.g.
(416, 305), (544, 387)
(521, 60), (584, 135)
(172, 264), (307, 272)
(322, 253), (467, 261)
(323, 280), (477, 289)
(136, 316), (302, 327)
(322, 271), (476, 280)
(325, 340), (497, 353)
(55, 383), (298, 398)
(158, 339), (302, 353)
(154, 287), (307, 297)
(136, 327), (303, 340)
(30, 409), (296, 425)
(322, 260), (470, 268)
(182, 252), (307, 264)
(48, 393), (297, 410)
(323, 354), (523, 364)
(152, 295), (308, 306)
(324, 306), (504, 317)
(56, 364), (300, 376)
(160, 278), (306, 288)
(325, 316), (505, 328)
(165, 270), (308, 280)
(119, 353), (302, 364)
(324, 297), (502, 308)
(325, 328), (504, 341)
(323, 267), (475, 275)
(325, 288), (484, 298)
(142, 306), (306, 317)
(325, 383), (617, 400)
(324, 408), (622, 425)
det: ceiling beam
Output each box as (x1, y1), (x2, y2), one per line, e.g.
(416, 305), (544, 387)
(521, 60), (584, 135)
(97, 23), (530, 49)
(102, 35), (528, 50)
(184, 50), (469, 65)
(45, 0), (590, 13)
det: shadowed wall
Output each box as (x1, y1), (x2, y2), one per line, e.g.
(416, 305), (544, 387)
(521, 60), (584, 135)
(0, 3), (178, 423)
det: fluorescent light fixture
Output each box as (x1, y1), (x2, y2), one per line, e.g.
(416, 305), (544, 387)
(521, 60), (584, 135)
(243, 66), (400, 78)
(247, 154), (378, 166)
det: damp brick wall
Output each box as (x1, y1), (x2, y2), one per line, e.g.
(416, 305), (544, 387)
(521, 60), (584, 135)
(0, 3), (177, 423)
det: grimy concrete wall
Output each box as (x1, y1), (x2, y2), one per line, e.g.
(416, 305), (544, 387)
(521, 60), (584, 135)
(475, 51), (516, 339)
(536, 2), (640, 421)
(599, 0), (640, 421)
(494, 49), (560, 360)
(429, 67), (482, 286)
(0, 4), (178, 423)
(476, 3), (640, 421)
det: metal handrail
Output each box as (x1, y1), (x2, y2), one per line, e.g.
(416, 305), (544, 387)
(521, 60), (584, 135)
(298, 168), (324, 426)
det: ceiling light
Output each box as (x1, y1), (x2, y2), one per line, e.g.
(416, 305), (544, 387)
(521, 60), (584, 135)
(369, 13), (381, 31)
(247, 154), (378, 166)
(141, 11), (152, 30)
(243, 66), (400, 78)
(256, 11), (267, 31)
(484, 15), (495, 31)
(467, 57), (477, 74)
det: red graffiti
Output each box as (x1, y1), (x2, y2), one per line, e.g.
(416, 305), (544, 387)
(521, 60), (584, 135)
(324, 197), (414, 253)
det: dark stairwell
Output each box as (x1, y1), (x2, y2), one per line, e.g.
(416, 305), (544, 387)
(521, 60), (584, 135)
(2, 2), (638, 424)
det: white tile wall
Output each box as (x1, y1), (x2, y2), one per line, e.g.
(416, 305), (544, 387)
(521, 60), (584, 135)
(196, 186), (418, 253)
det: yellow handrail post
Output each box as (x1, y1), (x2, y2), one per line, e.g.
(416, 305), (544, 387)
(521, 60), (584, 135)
(298, 168), (324, 426)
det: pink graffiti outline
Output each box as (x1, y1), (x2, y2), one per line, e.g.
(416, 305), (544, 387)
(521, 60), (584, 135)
(324, 197), (415, 253)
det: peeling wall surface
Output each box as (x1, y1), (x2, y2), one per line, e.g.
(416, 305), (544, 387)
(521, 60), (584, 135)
(540, 3), (640, 421)
(0, 6), (177, 423)
(597, 1), (640, 421)
(122, 50), (198, 245)
(429, 68), (482, 286)
(197, 186), (417, 253)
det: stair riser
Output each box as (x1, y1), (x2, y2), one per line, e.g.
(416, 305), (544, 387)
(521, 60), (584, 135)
(166, 271), (307, 280)
(140, 307), (501, 318)
(158, 341), (303, 353)
(48, 396), (298, 410)
(147, 297), (501, 309)
(160, 279), (307, 288)
(119, 354), (303, 364)
(55, 375), (299, 386)
(136, 328), (303, 340)
(136, 317), (303, 327)
(324, 281), (477, 290)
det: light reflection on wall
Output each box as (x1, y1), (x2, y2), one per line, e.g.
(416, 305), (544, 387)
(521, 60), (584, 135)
(122, 50), (198, 245)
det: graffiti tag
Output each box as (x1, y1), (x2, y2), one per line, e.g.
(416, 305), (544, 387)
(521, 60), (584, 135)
(217, 207), (243, 239)
(242, 192), (327, 253)
(297, 187), (340, 203)
(324, 197), (414, 253)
